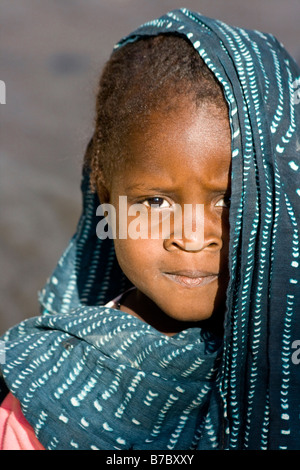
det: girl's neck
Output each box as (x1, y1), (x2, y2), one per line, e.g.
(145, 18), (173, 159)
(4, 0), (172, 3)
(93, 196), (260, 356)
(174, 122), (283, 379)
(119, 288), (202, 337)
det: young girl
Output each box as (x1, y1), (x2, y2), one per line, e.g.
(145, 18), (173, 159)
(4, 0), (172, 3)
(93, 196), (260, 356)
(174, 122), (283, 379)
(0, 8), (299, 450)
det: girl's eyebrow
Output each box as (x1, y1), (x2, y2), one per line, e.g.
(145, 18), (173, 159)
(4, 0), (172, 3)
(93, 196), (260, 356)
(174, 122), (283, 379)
(124, 183), (173, 192)
(124, 182), (231, 196)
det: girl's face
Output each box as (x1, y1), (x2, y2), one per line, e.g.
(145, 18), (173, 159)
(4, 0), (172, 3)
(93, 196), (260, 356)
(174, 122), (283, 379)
(102, 101), (232, 335)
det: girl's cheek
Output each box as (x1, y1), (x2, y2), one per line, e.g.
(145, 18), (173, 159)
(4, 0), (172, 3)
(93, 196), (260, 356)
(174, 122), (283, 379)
(114, 237), (158, 270)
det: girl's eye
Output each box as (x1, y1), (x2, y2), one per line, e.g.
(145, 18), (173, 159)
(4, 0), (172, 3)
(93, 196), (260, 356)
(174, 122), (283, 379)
(215, 196), (231, 208)
(143, 197), (171, 209)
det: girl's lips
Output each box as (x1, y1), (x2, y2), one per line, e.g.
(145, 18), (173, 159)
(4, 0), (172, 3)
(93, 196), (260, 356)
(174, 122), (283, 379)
(163, 271), (219, 288)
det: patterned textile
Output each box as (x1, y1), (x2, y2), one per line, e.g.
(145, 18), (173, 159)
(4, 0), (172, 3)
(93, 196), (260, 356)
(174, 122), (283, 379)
(1, 9), (300, 450)
(0, 310), (222, 450)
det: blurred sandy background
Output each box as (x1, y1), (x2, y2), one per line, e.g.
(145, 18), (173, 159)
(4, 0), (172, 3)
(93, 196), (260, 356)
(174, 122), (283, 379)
(1, 0), (300, 334)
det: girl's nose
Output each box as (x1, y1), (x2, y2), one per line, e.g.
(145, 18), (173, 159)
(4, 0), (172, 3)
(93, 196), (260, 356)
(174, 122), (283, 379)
(163, 206), (223, 253)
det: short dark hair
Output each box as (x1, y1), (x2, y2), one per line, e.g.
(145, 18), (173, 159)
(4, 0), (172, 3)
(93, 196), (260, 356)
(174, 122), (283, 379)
(86, 34), (227, 190)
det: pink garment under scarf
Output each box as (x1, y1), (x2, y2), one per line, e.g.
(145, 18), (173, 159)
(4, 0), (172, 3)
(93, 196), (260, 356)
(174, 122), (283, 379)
(0, 392), (44, 450)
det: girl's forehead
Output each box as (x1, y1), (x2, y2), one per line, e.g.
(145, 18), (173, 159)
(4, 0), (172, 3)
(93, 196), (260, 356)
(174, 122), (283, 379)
(116, 103), (231, 190)
(131, 104), (230, 157)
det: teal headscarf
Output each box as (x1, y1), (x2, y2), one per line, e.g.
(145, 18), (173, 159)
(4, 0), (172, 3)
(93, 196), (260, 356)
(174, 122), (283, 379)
(1, 9), (300, 450)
